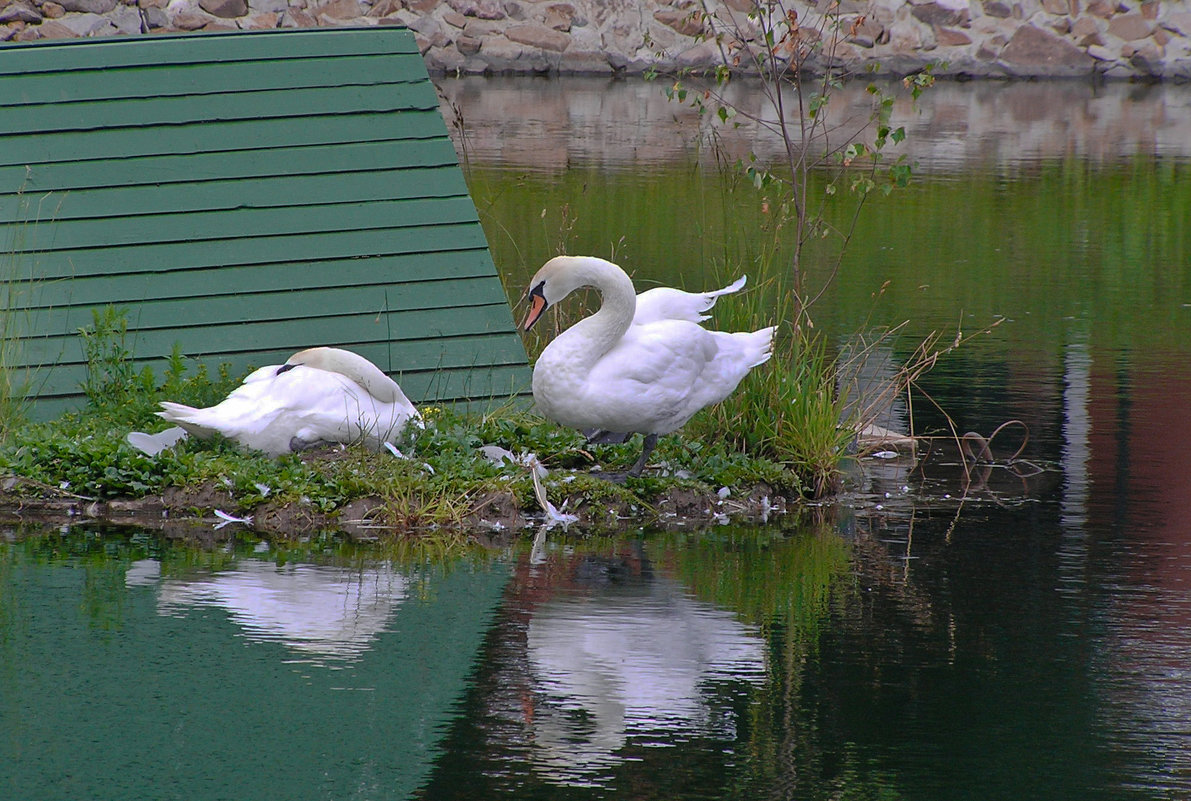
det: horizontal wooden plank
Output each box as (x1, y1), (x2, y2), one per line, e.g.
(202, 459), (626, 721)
(19, 278), (512, 337)
(20, 303), (523, 365)
(24, 363), (532, 423)
(0, 52), (428, 107)
(0, 139), (460, 197)
(0, 165), (469, 223)
(0, 28), (421, 76)
(13, 223), (492, 281)
(0, 81), (439, 138)
(11, 250), (503, 310)
(0, 110), (449, 169)
(406, 362), (533, 405)
(26, 329), (531, 397)
(0, 194), (480, 252)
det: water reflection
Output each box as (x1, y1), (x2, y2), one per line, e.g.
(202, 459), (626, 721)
(1078, 350), (1191, 796)
(525, 570), (766, 786)
(419, 530), (853, 799)
(0, 537), (509, 801)
(151, 560), (408, 663)
(438, 76), (1191, 172)
(1096, 571), (1191, 796)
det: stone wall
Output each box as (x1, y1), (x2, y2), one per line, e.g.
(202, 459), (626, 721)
(1, 0), (1188, 80)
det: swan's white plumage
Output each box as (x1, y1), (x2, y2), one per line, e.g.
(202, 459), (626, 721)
(523, 256), (774, 472)
(150, 347), (420, 457)
(632, 274), (747, 326)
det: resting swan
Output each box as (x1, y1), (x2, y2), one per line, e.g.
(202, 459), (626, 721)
(127, 347), (420, 457)
(522, 256), (775, 477)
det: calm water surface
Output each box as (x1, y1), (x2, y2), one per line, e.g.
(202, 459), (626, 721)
(4, 78), (1191, 799)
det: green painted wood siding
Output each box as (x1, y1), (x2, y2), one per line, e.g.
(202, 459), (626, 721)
(0, 28), (529, 420)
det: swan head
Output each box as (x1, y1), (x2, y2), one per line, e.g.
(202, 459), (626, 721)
(277, 347), (410, 407)
(521, 256), (627, 330)
(277, 347), (353, 377)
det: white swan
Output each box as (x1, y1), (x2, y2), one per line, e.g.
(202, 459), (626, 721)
(128, 347), (420, 457)
(522, 256), (775, 476)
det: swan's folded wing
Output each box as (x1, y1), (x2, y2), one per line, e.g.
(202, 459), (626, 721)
(595, 320), (718, 389)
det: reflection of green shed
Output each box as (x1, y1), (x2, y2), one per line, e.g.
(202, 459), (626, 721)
(0, 28), (529, 420)
(1, 546), (510, 800)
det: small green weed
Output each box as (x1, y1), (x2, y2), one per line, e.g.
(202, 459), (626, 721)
(78, 305), (142, 408)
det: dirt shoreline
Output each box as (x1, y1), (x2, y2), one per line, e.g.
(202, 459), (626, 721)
(0, 476), (795, 540)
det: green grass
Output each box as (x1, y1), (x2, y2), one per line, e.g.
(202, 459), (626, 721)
(1, 234), (36, 445)
(0, 314), (805, 534)
(679, 265), (857, 497)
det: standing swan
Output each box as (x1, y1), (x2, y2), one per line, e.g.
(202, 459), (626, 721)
(129, 347), (420, 457)
(522, 256), (775, 477)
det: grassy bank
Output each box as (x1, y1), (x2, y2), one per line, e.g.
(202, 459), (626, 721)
(0, 314), (811, 537)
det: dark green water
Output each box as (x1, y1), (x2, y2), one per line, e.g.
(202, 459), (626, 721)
(5, 77), (1191, 799)
(0, 534), (510, 801)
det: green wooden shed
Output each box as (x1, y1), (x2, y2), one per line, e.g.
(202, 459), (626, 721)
(0, 27), (529, 421)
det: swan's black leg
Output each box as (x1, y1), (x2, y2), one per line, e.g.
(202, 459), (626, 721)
(627, 433), (658, 477)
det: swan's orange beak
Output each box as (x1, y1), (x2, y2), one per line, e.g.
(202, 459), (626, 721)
(522, 291), (548, 330)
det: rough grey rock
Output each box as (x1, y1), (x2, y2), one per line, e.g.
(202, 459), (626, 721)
(109, 4), (141, 33)
(249, 0), (289, 13)
(198, 0), (248, 18)
(0, 2), (42, 23)
(910, 2), (967, 28)
(142, 6), (168, 28)
(505, 23), (570, 52)
(1107, 13), (1152, 42)
(999, 24), (1095, 76)
(53, 10), (110, 33)
(446, 0), (505, 22)
(57, 0), (118, 13)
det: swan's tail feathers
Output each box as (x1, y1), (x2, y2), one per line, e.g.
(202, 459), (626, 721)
(746, 325), (778, 368)
(157, 402), (220, 439)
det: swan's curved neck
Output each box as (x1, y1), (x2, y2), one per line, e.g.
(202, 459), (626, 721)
(569, 258), (636, 354)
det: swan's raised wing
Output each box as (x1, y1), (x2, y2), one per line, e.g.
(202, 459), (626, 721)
(633, 275), (747, 326)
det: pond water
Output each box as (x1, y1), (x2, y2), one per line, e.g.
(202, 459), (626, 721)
(4, 77), (1191, 800)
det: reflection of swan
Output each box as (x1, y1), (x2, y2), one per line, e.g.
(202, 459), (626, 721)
(133, 347), (420, 457)
(525, 575), (765, 785)
(154, 560), (408, 661)
(522, 256), (774, 476)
